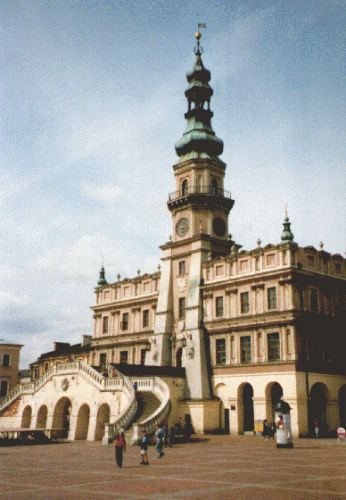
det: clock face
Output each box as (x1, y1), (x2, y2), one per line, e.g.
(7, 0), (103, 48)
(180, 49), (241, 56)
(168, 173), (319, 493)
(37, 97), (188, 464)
(213, 217), (226, 237)
(176, 218), (190, 237)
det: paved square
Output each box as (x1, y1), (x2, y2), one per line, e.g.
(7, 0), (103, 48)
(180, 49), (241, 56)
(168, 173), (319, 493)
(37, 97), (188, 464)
(1, 435), (346, 499)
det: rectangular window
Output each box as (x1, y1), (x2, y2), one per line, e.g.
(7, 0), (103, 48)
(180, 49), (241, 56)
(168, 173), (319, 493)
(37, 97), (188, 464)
(0, 381), (8, 398)
(268, 333), (280, 361)
(120, 351), (128, 364)
(102, 316), (109, 334)
(179, 297), (186, 319)
(143, 309), (149, 328)
(2, 354), (10, 367)
(216, 339), (226, 365)
(240, 292), (250, 313)
(122, 312), (129, 331)
(140, 349), (147, 365)
(268, 287), (277, 310)
(215, 296), (224, 317)
(179, 261), (186, 275)
(240, 336), (252, 363)
(310, 289), (319, 312)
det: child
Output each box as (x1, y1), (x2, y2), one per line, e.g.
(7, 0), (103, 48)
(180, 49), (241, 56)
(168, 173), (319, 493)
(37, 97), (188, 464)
(114, 431), (126, 468)
(140, 429), (149, 465)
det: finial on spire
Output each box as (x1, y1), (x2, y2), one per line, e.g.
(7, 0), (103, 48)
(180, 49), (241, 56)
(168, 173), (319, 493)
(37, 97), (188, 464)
(194, 23), (206, 54)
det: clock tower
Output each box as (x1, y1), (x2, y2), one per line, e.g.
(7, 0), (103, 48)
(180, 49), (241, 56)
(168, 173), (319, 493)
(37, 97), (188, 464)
(146, 32), (234, 401)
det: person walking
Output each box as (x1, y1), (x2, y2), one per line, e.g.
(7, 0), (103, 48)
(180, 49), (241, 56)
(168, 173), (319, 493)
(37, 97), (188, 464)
(139, 429), (149, 465)
(155, 424), (165, 458)
(263, 419), (269, 440)
(315, 419), (319, 438)
(114, 431), (126, 468)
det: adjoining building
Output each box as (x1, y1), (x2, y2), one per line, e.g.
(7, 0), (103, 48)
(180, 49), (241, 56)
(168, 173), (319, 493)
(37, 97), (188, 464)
(1, 33), (346, 440)
(0, 339), (23, 398)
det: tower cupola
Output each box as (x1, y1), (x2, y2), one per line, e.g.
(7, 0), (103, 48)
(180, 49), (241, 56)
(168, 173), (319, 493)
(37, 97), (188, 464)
(97, 265), (107, 286)
(281, 213), (294, 242)
(175, 32), (224, 158)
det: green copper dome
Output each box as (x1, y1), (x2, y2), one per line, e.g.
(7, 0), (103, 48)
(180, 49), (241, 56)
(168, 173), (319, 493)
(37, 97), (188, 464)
(175, 39), (223, 158)
(281, 215), (294, 242)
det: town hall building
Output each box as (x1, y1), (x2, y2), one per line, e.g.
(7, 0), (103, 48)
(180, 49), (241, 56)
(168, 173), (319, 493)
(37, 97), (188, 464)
(1, 32), (346, 442)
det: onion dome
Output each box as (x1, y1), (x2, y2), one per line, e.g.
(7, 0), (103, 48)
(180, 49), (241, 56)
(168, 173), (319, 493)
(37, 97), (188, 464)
(97, 265), (107, 286)
(175, 33), (224, 158)
(281, 214), (294, 242)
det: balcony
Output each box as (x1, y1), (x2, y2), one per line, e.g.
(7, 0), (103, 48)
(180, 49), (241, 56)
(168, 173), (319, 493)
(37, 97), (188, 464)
(167, 185), (234, 212)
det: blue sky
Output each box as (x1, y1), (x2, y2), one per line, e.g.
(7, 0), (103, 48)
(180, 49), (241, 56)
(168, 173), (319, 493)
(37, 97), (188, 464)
(1, 0), (345, 368)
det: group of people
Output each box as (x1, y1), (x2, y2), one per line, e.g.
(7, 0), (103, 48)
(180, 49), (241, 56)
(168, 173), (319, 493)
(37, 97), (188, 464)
(113, 423), (169, 468)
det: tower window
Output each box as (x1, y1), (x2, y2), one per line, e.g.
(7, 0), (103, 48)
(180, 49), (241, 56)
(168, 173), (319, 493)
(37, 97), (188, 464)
(240, 292), (250, 314)
(2, 354), (10, 367)
(122, 312), (129, 331)
(241, 336), (252, 363)
(216, 339), (226, 365)
(102, 316), (109, 334)
(267, 287), (277, 310)
(268, 333), (280, 361)
(310, 289), (319, 312)
(211, 177), (219, 195)
(215, 296), (224, 317)
(179, 261), (186, 275)
(143, 309), (149, 328)
(182, 179), (189, 196)
(178, 297), (186, 319)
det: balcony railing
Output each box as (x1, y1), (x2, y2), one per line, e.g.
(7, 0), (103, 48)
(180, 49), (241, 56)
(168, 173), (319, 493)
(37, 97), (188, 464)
(168, 186), (231, 201)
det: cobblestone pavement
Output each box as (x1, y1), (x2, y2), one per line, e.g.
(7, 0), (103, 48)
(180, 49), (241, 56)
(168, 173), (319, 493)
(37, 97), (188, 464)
(1, 435), (346, 500)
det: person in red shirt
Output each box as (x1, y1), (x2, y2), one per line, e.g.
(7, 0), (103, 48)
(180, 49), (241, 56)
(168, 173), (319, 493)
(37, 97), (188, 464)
(114, 431), (126, 468)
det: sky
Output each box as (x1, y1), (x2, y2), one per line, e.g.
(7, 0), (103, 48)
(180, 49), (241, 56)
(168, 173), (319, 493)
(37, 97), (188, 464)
(1, 0), (345, 368)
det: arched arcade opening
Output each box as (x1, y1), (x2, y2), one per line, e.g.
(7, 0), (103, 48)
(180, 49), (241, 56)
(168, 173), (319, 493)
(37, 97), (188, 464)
(94, 403), (110, 441)
(339, 385), (346, 429)
(52, 397), (72, 438)
(75, 404), (90, 440)
(237, 383), (254, 434)
(21, 405), (32, 429)
(36, 405), (48, 429)
(265, 382), (283, 425)
(309, 383), (329, 437)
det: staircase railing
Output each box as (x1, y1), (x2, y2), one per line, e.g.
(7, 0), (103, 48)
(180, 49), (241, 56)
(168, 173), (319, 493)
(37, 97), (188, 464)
(0, 361), (125, 413)
(102, 365), (137, 444)
(131, 377), (171, 445)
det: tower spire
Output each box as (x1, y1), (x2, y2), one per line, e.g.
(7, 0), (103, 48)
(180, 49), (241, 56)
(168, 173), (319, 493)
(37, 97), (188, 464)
(175, 31), (223, 158)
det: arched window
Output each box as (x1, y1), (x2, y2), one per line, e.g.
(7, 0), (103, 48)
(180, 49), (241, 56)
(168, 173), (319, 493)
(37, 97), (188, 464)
(182, 179), (189, 196)
(211, 178), (218, 195)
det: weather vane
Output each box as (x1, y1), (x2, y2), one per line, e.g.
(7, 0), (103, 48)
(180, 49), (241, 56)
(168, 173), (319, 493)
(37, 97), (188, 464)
(194, 23), (206, 54)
